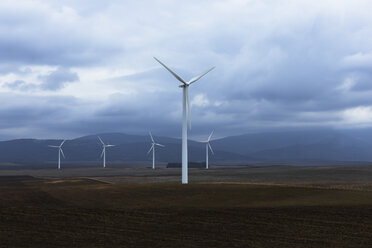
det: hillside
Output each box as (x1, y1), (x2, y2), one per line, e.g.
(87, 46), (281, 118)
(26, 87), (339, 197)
(0, 133), (249, 167)
(1, 128), (372, 167)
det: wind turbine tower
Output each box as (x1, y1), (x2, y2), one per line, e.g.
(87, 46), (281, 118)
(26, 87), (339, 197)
(148, 132), (165, 170)
(48, 140), (66, 170)
(154, 57), (214, 184)
(98, 136), (115, 168)
(201, 131), (214, 169)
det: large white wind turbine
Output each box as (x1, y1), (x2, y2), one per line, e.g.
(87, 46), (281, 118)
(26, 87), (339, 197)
(147, 132), (165, 170)
(154, 57), (214, 184)
(201, 131), (214, 169)
(98, 136), (115, 168)
(48, 140), (66, 170)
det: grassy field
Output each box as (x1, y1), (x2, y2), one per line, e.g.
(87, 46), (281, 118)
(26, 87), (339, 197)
(1, 171), (372, 247)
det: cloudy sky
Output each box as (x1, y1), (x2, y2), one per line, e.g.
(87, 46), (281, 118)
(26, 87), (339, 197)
(1, 0), (372, 140)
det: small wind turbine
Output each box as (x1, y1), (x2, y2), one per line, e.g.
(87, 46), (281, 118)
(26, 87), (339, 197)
(147, 132), (165, 170)
(201, 131), (214, 169)
(98, 136), (115, 168)
(48, 140), (66, 170)
(154, 57), (214, 184)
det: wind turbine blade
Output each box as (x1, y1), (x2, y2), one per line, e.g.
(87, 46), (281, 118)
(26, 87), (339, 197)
(154, 57), (187, 84)
(100, 148), (105, 158)
(106, 145), (115, 147)
(208, 130), (214, 142)
(60, 148), (65, 158)
(186, 86), (191, 129)
(155, 143), (165, 147)
(147, 144), (154, 155)
(149, 131), (154, 143)
(188, 67), (215, 85)
(48, 145), (59, 148)
(98, 136), (105, 145)
(60, 139), (66, 147)
(208, 143), (214, 155)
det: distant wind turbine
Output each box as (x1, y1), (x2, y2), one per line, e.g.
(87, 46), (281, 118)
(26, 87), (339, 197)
(147, 132), (165, 170)
(48, 140), (66, 170)
(154, 57), (214, 184)
(200, 131), (214, 169)
(98, 136), (115, 168)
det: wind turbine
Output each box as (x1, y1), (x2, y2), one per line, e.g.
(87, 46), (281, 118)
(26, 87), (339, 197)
(201, 131), (214, 169)
(147, 132), (165, 170)
(154, 57), (214, 184)
(48, 140), (66, 170)
(98, 136), (115, 168)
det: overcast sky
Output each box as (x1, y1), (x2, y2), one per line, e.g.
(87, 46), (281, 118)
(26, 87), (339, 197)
(1, 0), (372, 140)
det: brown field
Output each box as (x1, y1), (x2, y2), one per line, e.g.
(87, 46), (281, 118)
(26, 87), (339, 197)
(1, 165), (372, 247)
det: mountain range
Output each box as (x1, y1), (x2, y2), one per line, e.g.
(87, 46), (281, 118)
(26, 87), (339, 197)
(1, 129), (372, 168)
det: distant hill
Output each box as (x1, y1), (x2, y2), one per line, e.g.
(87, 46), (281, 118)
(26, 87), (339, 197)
(1, 129), (372, 168)
(213, 129), (372, 161)
(0, 133), (249, 167)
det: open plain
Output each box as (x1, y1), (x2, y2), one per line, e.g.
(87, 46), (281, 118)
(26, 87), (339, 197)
(1, 165), (372, 247)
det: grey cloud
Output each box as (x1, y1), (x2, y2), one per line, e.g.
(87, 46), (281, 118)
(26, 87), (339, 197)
(2, 1), (372, 139)
(39, 67), (79, 90)
(340, 71), (372, 92)
(3, 80), (37, 91)
(2, 67), (79, 92)
(0, 93), (80, 139)
(341, 52), (372, 70)
(0, 1), (122, 67)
